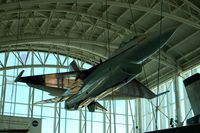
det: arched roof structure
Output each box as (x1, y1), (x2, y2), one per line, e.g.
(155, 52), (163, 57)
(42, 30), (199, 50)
(0, 0), (200, 87)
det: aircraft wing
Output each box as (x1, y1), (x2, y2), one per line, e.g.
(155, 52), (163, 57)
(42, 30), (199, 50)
(15, 70), (86, 96)
(34, 96), (70, 104)
(102, 79), (156, 100)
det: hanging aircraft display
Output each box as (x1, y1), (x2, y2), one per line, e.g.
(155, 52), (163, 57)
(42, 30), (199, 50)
(15, 28), (175, 112)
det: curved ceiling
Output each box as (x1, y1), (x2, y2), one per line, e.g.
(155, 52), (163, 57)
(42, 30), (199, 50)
(0, 0), (200, 87)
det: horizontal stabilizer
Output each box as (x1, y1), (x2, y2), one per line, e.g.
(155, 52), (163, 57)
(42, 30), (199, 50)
(87, 101), (107, 112)
(35, 96), (69, 104)
(156, 90), (169, 97)
(27, 83), (67, 96)
(15, 70), (87, 96)
(102, 79), (156, 100)
(183, 73), (200, 116)
(15, 70), (24, 82)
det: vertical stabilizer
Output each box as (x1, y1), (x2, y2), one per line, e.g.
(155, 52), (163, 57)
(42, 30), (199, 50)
(70, 60), (79, 71)
(87, 101), (107, 112)
(184, 73), (200, 116)
(15, 70), (25, 82)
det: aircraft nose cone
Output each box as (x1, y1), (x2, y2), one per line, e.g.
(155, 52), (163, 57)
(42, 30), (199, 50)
(138, 27), (176, 61)
(155, 27), (176, 49)
(162, 27), (176, 41)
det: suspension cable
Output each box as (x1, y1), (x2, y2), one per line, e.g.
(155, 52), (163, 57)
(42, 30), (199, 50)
(128, 0), (137, 36)
(105, 0), (110, 57)
(155, 0), (163, 130)
(15, 0), (21, 47)
(127, 1), (139, 131)
(182, 108), (192, 125)
(8, 60), (16, 129)
(128, 100), (135, 132)
(142, 63), (149, 88)
(8, 0), (21, 129)
(103, 0), (116, 132)
(146, 81), (172, 131)
(143, 64), (157, 131)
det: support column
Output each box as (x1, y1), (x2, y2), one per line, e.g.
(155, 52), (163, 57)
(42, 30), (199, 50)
(104, 101), (111, 133)
(91, 111), (93, 133)
(138, 99), (142, 133)
(125, 100), (129, 133)
(65, 110), (67, 133)
(166, 81), (171, 128)
(54, 103), (61, 133)
(128, 100), (135, 133)
(174, 75), (182, 126)
(135, 99), (142, 133)
(79, 108), (86, 133)
(112, 100), (116, 133)
(79, 110), (82, 133)
(53, 103), (57, 133)
(54, 53), (62, 133)
(84, 109), (87, 133)
(0, 52), (9, 115)
(0, 69), (7, 115)
(103, 101), (106, 133)
(109, 100), (112, 133)
(28, 51), (34, 117)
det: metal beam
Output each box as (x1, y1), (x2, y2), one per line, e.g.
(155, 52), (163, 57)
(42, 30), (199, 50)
(149, 49), (182, 71)
(108, 1), (200, 29)
(0, 0), (199, 29)
(0, 7), (133, 35)
(0, 39), (113, 59)
(150, 56), (176, 70)
(167, 30), (200, 52)
(181, 0), (200, 14)
(0, 34), (117, 48)
(0, 46), (100, 66)
(178, 46), (200, 62)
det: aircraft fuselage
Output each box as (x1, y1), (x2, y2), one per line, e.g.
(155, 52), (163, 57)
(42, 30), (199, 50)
(65, 28), (175, 110)
(15, 28), (175, 111)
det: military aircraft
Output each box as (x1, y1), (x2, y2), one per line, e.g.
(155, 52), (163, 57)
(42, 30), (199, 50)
(15, 28), (175, 112)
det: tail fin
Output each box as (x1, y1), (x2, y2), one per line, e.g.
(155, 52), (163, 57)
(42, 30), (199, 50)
(70, 60), (79, 71)
(87, 101), (107, 112)
(15, 70), (24, 82)
(101, 79), (170, 100)
(156, 90), (170, 97)
(34, 96), (69, 104)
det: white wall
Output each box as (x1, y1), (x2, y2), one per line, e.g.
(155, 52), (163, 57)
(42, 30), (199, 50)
(0, 115), (41, 133)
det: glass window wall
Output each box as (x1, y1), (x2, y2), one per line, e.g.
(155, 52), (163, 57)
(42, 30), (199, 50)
(0, 51), (199, 133)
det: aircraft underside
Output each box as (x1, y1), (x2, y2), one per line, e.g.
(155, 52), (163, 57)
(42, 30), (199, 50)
(14, 28), (175, 112)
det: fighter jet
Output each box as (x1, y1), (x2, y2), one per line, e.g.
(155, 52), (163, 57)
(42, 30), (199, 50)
(15, 28), (175, 112)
